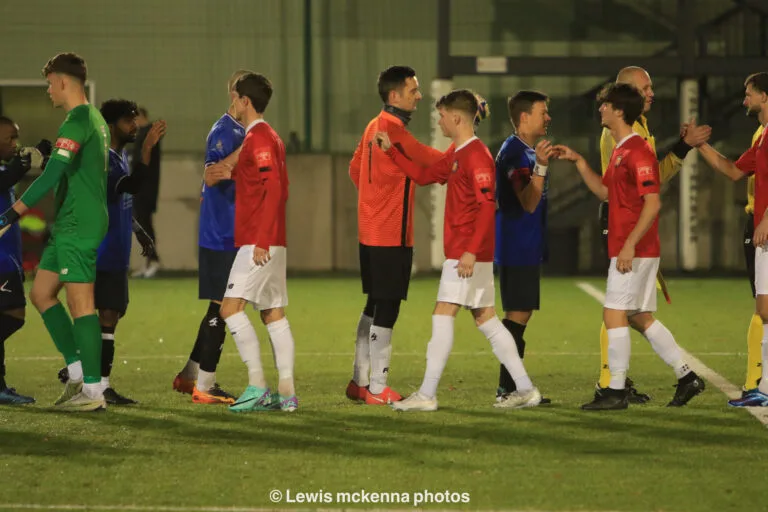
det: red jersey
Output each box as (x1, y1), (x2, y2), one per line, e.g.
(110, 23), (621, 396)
(232, 120), (288, 248)
(349, 110), (444, 247)
(388, 137), (496, 262)
(735, 127), (768, 227)
(602, 133), (661, 258)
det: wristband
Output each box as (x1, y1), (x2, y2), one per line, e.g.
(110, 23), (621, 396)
(533, 163), (548, 177)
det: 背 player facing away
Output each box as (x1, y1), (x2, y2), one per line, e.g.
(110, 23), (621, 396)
(555, 82), (705, 410)
(57, 99), (164, 405)
(219, 73), (298, 413)
(375, 89), (542, 411)
(347, 66), (446, 405)
(695, 72), (768, 407)
(595, 66), (711, 403)
(493, 91), (555, 404)
(0, 117), (50, 405)
(173, 70), (252, 405)
(0, 53), (110, 412)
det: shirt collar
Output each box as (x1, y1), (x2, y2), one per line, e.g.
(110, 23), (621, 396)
(615, 132), (640, 148)
(245, 118), (265, 133)
(455, 136), (478, 152)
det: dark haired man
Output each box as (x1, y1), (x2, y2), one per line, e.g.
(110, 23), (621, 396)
(556, 83), (704, 410)
(220, 73), (298, 413)
(347, 65), (446, 405)
(493, 90), (555, 403)
(696, 72), (768, 407)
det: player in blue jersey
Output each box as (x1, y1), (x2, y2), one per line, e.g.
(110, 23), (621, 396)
(0, 117), (50, 404)
(494, 91), (556, 403)
(57, 100), (165, 404)
(172, 70), (251, 404)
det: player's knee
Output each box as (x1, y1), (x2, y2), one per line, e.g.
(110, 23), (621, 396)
(372, 299), (400, 328)
(505, 310), (532, 324)
(98, 309), (120, 328)
(260, 307), (285, 325)
(472, 307), (496, 327)
(4, 308), (25, 321)
(628, 312), (654, 332)
(30, 287), (55, 312)
(219, 299), (242, 320)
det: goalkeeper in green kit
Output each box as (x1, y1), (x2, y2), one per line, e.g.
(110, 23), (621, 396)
(0, 53), (109, 411)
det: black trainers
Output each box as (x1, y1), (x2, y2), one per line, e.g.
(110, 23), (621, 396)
(582, 387), (629, 410)
(626, 377), (651, 404)
(667, 373), (705, 407)
(103, 387), (138, 405)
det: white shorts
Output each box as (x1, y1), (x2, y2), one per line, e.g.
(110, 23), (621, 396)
(436, 259), (495, 309)
(224, 246), (288, 310)
(755, 245), (768, 295)
(604, 257), (659, 313)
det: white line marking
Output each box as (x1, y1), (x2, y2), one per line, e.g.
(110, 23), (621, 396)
(0, 506), (621, 512)
(577, 281), (768, 428)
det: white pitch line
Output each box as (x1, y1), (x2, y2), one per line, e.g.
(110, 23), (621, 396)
(0, 506), (622, 512)
(576, 281), (768, 428)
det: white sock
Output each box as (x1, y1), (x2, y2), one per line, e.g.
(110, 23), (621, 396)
(67, 361), (83, 382)
(418, 315), (455, 399)
(353, 313), (373, 386)
(759, 325), (768, 395)
(480, 316), (533, 392)
(180, 359), (199, 380)
(225, 312), (266, 389)
(267, 317), (296, 396)
(197, 370), (215, 392)
(100, 376), (110, 391)
(607, 327), (631, 390)
(642, 320), (691, 379)
(83, 382), (103, 399)
(368, 325), (393, 395)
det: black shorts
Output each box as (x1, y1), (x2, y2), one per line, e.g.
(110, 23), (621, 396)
(499, 265), (541, 312)
(359, 244), (413, 301)
(0, 269), (26, 311)
(95, 270), (129, 317)
(744, 213), (756, 298)
(199, 247), (238, 302)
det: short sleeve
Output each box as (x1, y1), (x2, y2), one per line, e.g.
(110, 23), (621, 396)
(632, 152), (660, 196)
(735, 144), (758, 175)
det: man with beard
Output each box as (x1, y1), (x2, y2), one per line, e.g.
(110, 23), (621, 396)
(58, 99), (165, 405)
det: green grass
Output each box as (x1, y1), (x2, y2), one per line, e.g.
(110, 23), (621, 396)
(1, 276), (767, 511)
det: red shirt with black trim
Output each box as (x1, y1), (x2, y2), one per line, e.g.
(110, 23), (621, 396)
(232, 119), (288, 248)
(602, 133), (661, 258)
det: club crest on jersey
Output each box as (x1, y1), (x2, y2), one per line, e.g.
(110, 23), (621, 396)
(451, 161), (458, 173)
(215, 140), (223, 152)
(614, 155), (623, 166)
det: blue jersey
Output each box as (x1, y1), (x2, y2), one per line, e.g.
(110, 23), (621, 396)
(0, 162), (23, 274)
(97, 149), (133, 272)
(494, 135), (548, 267)
(199, 113), (244, 251)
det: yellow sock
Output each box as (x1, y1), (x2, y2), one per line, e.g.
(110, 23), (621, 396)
(745, 313), (763, 390)
(598, 322), (611, 388)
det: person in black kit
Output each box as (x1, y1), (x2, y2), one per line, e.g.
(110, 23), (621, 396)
(131, 107), (161, 278)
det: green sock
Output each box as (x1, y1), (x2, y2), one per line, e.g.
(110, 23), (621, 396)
(73, 314), (102, 385)
(41, 303), (79, 365)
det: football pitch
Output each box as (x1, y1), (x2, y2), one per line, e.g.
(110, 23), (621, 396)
(1, 276), (767, 512)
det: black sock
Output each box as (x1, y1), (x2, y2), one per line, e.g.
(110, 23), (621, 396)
(101, 325), (116, 379)
(0, 314), (25, 390)
(189, 318), (206, 364)
(199, 302), (227, 373)
(498, 319), (527, 393)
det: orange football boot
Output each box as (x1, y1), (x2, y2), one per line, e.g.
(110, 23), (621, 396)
(346, 380), (369, 401)
(172, 374), (195, 395)
(364, 386), (402, 405)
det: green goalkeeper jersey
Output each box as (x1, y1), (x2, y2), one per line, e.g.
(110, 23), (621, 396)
(47, 104), (109, 238)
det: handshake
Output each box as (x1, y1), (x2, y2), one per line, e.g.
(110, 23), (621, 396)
(17, 139), (53, 172)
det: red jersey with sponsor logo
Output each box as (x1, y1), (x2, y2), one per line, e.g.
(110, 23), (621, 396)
(443, 137), (496, 262)
(735, 127), (768, 228)
(233, 120), (288, 248)
(602, 134), (661, 258)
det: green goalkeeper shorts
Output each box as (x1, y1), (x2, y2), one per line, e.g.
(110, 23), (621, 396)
(39, 235), (102, 283)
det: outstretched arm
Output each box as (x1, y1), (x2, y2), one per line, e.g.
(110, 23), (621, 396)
(555, 145), (608, 201)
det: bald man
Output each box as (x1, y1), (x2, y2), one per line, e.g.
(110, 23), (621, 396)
(592, 66), (711, 404)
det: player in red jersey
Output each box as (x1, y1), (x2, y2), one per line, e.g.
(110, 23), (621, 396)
(217, 73), (297, 413)
(346, 66), (446, 405)
(374, 89), (541, 411)
(555, 83), (704, 410)
(696, 72), (768, 407)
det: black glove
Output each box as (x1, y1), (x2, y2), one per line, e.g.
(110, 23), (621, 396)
(7, 151), (32, 175)
(132, 217), (157, 259)
(35, 139), (53, 168)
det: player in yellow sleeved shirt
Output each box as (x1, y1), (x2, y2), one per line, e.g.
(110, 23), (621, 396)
(594, 66), (712, 402)
(741, 124), (765, 394)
